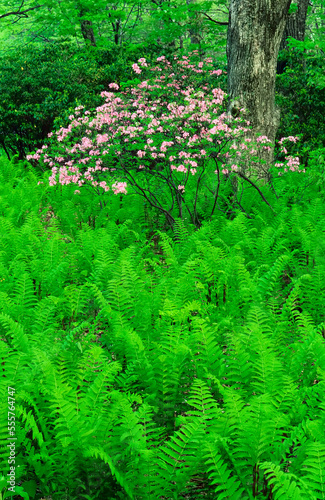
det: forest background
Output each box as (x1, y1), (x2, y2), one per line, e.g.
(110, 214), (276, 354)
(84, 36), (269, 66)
(0, 1), (325, 499)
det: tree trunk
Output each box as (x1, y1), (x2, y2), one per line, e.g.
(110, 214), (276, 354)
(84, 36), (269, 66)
(80, 19), (97, 47)
(226, 0), (292, 177)
(280, 0), (309, 50)
(186, 0), (202, 46)
(77, 3), (96, 47)
(277, 0), (309, 73)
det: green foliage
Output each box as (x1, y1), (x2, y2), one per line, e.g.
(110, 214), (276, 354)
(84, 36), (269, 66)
(275, 44), (325, 169)
(0, 40), (164, 161)
(0, 154), (324, 499)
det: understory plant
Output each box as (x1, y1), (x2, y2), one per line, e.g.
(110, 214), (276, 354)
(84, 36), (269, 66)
(27, 52), (304, 228)
(0, 155), (325, 499)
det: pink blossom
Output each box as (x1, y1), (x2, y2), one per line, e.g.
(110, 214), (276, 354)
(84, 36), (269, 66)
(256, 135), (271, 143)
(138, 58), (148, 67)
(132, 64), (142, 74)
(278, 136), (300, 145)
(99, 181), (109, 191)
(178, 185), (185, 192)
(112, 182), (127, 194)
(28, 52), (301, 206)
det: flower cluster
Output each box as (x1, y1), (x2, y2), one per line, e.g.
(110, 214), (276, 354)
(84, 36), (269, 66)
(27, 52), (235, 196)
(26, 50), (303, 224)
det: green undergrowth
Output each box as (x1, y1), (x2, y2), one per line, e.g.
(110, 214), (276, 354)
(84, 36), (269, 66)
(0, 155), (325, 499)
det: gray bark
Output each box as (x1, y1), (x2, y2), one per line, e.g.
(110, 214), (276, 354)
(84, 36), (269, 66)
(80, 19), (97, 47)
(280, 0), (309, 51)
(277, 0), (309, 73)
(77, 3), (97, 47)
(186, 0), (202, 46)
(226, 0), (292, 176)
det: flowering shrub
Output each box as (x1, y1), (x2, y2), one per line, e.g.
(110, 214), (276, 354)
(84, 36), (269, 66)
(27, 52), (303, 227)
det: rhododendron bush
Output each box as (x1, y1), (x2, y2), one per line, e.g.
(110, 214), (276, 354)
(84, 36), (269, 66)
(27, 52), (303, 227)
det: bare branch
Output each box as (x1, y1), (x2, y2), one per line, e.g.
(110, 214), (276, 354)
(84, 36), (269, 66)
(0, 4), (44, 20)
(236, 172), (274, 211)
(202, 12), (228, 25)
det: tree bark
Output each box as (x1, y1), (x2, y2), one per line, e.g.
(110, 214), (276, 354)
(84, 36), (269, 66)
(186, 0), (202, 46)
(80, 19), (97, 47)
(226, 0), (292, 177)
(277, 0), (309, 73)
(280, 0), (309, 50)
(77, 3), (97, 47)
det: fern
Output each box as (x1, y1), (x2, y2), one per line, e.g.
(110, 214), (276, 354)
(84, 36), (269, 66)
(204, 443), (248, 500)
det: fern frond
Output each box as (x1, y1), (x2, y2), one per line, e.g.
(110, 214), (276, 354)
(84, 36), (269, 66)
(204, 442), (248, 499)
(0, 313), (30, 353)
(261, 462), (315, 500)
(301, 442), (325, 499)
(158, 420), (205, 496)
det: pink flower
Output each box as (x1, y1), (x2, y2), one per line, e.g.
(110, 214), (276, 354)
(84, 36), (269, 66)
(138, 58), (148, 67)
(109, 83), (119, 90)
(112, 182), (127, 194)
(278, 136), (300, 145)
(177, 185), (185, 192)
(74, 190), (80, 194)
(99, 181), (109, 191)
(132, 63), (142, 74)
(256, 135), (271, 143)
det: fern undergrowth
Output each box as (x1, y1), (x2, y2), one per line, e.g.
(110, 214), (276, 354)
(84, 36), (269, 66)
(0, 155), (324, 499)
